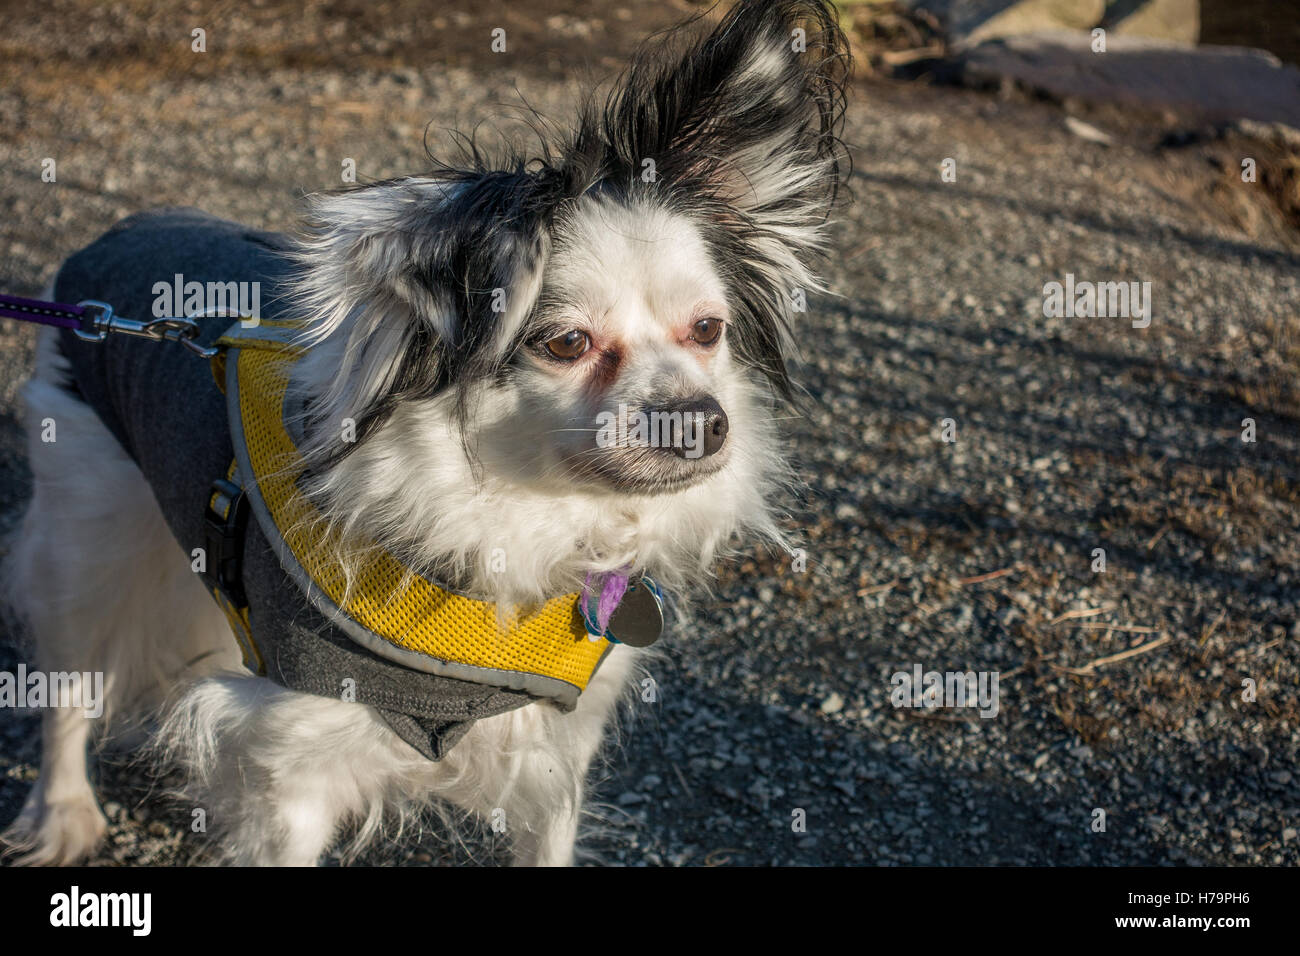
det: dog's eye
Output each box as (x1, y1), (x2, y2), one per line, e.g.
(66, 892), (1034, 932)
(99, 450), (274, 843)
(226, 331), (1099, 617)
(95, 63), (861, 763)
(544, 330), (591, 360)
(691, 317), (724, 346)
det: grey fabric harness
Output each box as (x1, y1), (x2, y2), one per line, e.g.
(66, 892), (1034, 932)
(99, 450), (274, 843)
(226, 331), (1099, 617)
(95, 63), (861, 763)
(53, 208), (547, 760)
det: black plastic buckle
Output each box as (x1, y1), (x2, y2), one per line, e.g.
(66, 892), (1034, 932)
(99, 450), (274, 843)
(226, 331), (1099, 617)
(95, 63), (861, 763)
(204, 476), (249, 608)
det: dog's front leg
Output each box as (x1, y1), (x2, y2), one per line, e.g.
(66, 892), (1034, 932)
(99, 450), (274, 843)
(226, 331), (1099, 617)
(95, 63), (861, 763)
(2, 693), (106, 865)
(166, 677), (412, 865)
(468, 648), (638, 867)
(511, 798), (583, 867)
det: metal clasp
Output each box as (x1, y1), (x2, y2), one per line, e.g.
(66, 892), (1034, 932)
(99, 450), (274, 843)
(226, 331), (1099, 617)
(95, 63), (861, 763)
(75, 301), (254, 359)
(72, 300), (114, 343)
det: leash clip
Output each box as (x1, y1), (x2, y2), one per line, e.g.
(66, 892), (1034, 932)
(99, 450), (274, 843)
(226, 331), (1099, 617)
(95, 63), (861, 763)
(73, 300), (247, 359)
(71, 300), (114, 343)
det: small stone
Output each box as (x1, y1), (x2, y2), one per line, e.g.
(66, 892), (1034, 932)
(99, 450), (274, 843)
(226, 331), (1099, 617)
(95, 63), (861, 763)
(1064, 116), (1113, 146)
(820, 692), (845, 715)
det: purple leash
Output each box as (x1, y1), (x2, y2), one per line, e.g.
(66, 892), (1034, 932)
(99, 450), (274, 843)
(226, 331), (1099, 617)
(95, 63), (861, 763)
(0, 291), (228, 358)
(0, 292), (90, 331)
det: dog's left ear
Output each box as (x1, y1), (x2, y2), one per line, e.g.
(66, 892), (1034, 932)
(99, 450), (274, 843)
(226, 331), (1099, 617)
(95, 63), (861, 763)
(599, 0), (851, 394)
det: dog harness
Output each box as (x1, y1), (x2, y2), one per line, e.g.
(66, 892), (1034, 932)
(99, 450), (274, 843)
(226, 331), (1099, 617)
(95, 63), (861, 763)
(207, 318), (612, 705)
(45, 208), (660, 760)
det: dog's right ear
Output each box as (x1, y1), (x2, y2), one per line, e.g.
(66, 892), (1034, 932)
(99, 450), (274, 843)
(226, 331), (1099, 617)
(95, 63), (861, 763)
(291, 175), (551, 459)
(602, 0), (850, 241)
(591, 0), (851, 401)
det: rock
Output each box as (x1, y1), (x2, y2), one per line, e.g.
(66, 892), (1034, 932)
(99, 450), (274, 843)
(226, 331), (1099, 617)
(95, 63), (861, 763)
(1105, 0), (1199, 45)
(907, 0), (1106, 48)
(958, 33), (1300, 129)
(1065, 116), (1114, 145)
(820, 692), (845, 714)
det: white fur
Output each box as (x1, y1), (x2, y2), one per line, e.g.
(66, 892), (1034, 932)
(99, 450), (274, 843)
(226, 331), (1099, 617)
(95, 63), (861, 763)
(0, 330), (645, 865)
(293, 196), (788, 607)
(1, 0), (841, 859)
(0, 198), (781, 867)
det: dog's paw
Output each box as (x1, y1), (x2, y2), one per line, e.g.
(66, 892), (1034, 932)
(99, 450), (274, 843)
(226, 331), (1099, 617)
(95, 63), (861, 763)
(1, 789), (108, 866)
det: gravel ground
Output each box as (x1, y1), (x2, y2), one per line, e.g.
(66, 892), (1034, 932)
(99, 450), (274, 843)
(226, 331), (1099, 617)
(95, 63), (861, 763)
(0, 1), (1297, 866)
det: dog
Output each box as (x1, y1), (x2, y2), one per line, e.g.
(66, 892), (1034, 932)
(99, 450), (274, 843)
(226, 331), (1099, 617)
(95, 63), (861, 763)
(1, 0), (849, 866)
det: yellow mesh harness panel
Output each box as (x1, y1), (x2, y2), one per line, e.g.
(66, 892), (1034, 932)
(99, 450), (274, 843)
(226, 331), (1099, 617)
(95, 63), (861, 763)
(211, 325), (610, 700)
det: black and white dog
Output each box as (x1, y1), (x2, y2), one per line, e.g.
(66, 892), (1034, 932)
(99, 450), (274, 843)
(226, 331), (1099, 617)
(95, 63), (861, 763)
(2, 0), (849, 865)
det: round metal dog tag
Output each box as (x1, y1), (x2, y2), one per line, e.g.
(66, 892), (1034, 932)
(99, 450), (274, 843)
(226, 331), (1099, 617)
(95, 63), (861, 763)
(605, 576), (664, 647)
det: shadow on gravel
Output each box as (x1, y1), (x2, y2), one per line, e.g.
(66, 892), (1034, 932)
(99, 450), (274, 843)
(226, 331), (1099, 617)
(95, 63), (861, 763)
(801, 296), (1296, 611)
(853, 169), (1300, 271)
(583, 677), (1229, 866)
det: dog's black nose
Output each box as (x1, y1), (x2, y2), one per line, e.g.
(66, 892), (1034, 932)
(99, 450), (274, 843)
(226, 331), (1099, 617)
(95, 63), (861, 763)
(653, 396), (729, 459)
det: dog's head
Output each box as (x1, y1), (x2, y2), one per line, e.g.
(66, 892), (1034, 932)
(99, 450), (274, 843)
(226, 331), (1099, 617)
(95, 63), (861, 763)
(290, 0), (850, 599)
